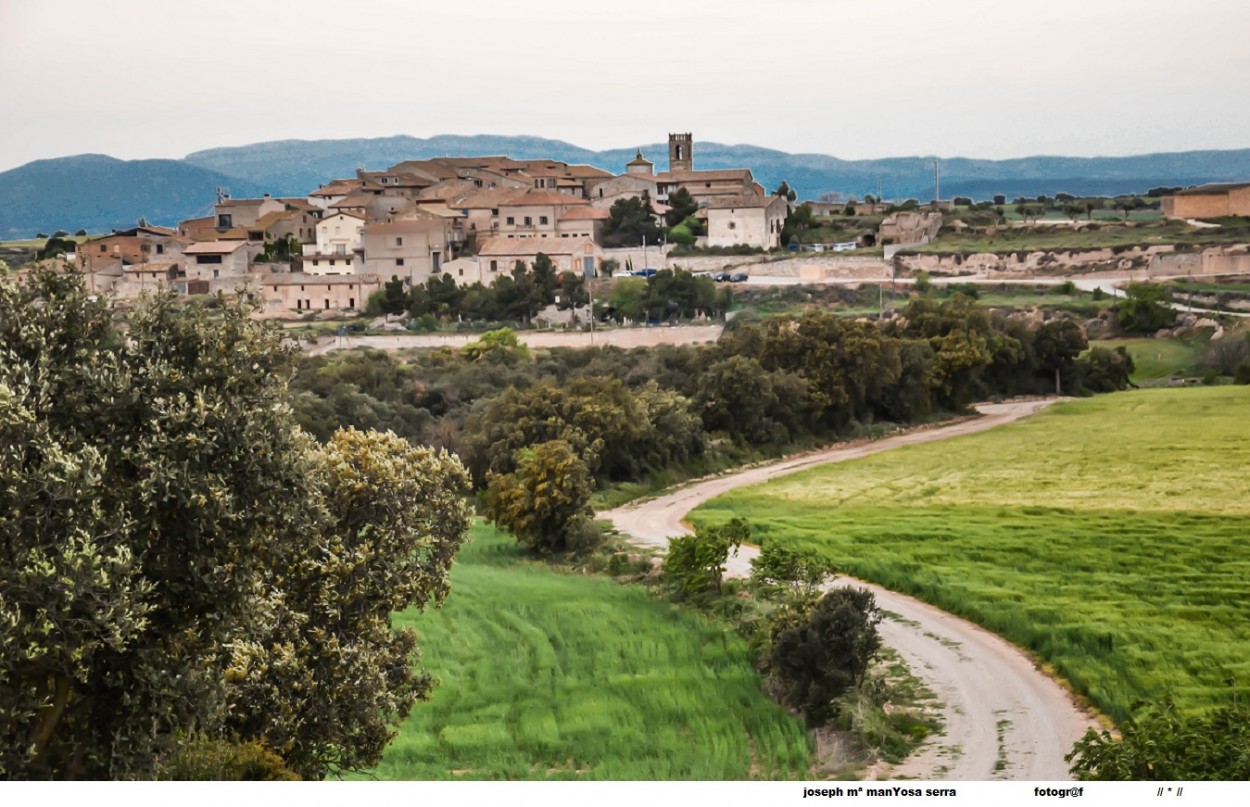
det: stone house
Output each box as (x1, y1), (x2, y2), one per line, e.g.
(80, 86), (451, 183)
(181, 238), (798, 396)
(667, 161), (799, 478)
(495, 190), (591, 240)
(361, 210), (460, 284)
(259, 273), (380, 314)
(305, 212), (366, 274)
(704, 195), (789, 249)
(473, 236), (604, 281)
(181, 241), (258, 283)
(76, 226), (189, 274)
(1162, 183), (1250, 219)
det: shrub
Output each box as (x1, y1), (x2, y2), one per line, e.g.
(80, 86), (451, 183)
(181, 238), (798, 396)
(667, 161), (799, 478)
(663, 518), (748, 599)
(767, 587), (882, 723)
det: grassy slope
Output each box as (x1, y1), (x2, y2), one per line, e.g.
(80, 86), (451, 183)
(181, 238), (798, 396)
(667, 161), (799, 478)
(691, 388), (1250, 722)
(359, 524), (812, 780)
(1091, 338), (1208, 382)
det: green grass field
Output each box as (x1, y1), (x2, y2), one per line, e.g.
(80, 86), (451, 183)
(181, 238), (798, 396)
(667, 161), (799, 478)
(358, 524), (812, 780)
(691, 387), (1250, 723)
(1090, 338), (1208, 382)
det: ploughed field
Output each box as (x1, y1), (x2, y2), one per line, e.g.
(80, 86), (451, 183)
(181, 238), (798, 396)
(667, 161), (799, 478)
(691, 387), (1250, 723)
(360, 524), (812, 780)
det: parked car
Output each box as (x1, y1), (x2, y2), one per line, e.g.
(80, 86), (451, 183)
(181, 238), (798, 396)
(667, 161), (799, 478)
(713, 271), (732, 282)
(632, 268), (658, 278)
(729, 272), (749, 283)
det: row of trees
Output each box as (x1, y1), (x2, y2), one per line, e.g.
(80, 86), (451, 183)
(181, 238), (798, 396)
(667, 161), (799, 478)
(1, 270), (473, 779)
(372, 258), (731, 328)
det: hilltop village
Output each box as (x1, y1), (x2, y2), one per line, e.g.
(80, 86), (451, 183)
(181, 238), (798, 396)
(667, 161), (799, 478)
(68, 133), (797, 315)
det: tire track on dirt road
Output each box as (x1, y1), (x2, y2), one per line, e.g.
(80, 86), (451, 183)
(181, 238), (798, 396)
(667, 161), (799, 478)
(601, 400), (1099, 780)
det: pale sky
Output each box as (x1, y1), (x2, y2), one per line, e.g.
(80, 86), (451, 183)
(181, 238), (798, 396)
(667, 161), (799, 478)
(2, 0), (1249, 172)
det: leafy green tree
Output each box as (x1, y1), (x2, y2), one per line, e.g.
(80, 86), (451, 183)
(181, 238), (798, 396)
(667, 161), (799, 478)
(750, 543), (835, 601)
(773, 181), (797, 203)
(1067, 700), (1250, 780)
(485, 439), (595, 554)
(226, 429), (471, 779)
(531, 252), (557, 305)
(663, 518), (749, 598)
(556, 271), (588, 311)
(1034, 318), (1087, 394)
(1076, 346), (1136, 393)
(609, 276), (647, 322)
(602, 194), (663, 248)
(372, 275), (408, 315)
(767, 588), (882, 723)
(0, 270), (471, 779)
(1116, 283), (1174, 333)
(665, 187), (699, 228)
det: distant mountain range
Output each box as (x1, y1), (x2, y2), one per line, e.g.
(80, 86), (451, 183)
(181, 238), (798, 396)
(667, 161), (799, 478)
(4, 134), (1250, 239)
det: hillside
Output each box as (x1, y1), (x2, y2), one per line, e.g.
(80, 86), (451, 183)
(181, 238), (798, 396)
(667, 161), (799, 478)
(0, 155), (265, 239)
(5, 136), (1250, 238)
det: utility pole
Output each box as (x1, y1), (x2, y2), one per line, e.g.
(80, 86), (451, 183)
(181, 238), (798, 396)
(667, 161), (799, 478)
(933, 160), (940, 204)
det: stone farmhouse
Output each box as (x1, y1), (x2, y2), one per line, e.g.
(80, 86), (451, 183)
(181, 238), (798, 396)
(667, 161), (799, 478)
(70, 133), (785, 317)
(1162, 183), (1250, 219)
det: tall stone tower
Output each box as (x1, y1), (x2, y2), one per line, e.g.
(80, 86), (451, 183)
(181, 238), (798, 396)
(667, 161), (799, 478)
(668, 132), (692, 173)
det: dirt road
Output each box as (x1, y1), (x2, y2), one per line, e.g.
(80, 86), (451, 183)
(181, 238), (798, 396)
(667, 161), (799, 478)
(601, 400), (1099, 780)
(304, 324), (723, 355)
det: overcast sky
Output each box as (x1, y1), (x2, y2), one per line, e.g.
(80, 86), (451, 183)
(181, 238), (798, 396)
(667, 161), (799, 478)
(2, 0), (1248, 172)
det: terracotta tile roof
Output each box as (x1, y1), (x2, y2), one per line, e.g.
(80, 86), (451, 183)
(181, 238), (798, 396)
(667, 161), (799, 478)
(502, 190), (589, 207)
(558, 207), (610, 221)
(264, 272), (381, 286)
(1174, 182), (1250, 195)
(655, 169), (755, 183)
(363, 212), (446, 233)
(456, 188), (530, 208)
(184, 241), (249, 254)
(476, 235), (600, 257)
(318, 211), (367, 223)
(704, 194), (787, 210)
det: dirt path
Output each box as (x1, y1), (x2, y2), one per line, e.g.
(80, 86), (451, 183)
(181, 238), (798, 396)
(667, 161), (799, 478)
(601, 400), (1099, 780)
(303, 324), (723, 355)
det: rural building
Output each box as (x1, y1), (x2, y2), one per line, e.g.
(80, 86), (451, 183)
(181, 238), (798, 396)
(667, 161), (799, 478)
(878, 210), (943, 247)
(361, 210), (461, 284)
(181, 240), (257, 282)
(1162, 183), (1250, 219)
(704, 195), (789, 249)
(474, 236), (604, 281)
(259, 273), (380, 313)
(75, 226), (188, 273)
(305, 212), (366, 274)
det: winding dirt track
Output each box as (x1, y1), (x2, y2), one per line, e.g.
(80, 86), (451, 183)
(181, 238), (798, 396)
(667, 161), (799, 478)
(601, 400), (1099, 780)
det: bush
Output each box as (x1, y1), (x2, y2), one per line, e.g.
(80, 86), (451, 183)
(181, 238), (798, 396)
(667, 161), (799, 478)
(1067, 700), (1250, 780)
(767, 587), (882, 723)
(663, 518), (748, 599)
(485, 440), (595, 555)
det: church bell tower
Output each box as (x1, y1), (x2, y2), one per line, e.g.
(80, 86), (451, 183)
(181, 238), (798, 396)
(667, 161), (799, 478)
(668, 132), (692, 173)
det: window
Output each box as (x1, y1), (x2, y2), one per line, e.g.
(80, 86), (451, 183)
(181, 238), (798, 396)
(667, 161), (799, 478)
(458, 268), (464, 277)
(99, 245), (106, 252)
(524, 216), (532, 226)
(217, 214), (233, 227)
(490, 260), (498, 272)
(313, 260), (319, 267)
(324, 300), (330, 310)
(432, 252), (441, 272)
(396, 237), (403, 246)
(396, 258), (405, 266)
(491, 208), (499, 215)
(195, 255), (223, 264)
(349, 298), (355, 308)
(212, 269), (220, 279)
(728, 222), (736, 230)
(506, 216), (515, 225)
(141, 244), (150, 253)
(156, 244), (164, 254)
(539, 216), (548, 225)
